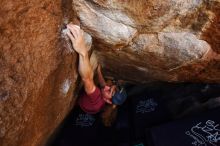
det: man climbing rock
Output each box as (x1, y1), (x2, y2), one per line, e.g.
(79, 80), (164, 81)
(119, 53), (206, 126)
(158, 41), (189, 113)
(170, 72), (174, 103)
(98, 70), (128, 126)
(66, 23), (115, 114)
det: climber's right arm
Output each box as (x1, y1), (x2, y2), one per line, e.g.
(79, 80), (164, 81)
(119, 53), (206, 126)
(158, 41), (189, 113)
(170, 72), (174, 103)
(67, 24), (96, 94)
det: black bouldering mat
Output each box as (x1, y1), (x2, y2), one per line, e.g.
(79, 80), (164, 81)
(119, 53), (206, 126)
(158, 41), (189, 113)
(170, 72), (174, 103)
(148, 108), (220, 146)
(130, 89), (172, 144)
(58, 107), (100, 146)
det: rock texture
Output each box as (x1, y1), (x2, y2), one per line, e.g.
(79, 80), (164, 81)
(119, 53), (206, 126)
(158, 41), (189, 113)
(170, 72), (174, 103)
(0, 0), (220, 146)
(73, 0), (220, 83)
(0, 0), (79, 146)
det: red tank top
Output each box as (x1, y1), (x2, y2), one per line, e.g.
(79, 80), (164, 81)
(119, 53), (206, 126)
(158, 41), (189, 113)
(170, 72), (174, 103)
(79, 87), (105, 114)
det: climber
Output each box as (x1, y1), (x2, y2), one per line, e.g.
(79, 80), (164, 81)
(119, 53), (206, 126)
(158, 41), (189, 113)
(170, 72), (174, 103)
(66, 23), (115, 114)
(99, 67), (128, 126)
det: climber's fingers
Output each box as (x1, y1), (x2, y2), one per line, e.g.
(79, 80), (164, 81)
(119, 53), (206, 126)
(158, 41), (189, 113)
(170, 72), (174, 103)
(72, 25), (84, 38)
(66, 30), (75, 43)
(67, 24), (80, 38)
(103, 98), (112, 104)
(110, 85), (116, 95)
(67, 25), (78, 38)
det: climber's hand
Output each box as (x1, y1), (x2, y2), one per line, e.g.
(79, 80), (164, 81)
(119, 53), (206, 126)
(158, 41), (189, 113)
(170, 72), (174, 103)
(66, 24), (87, 56)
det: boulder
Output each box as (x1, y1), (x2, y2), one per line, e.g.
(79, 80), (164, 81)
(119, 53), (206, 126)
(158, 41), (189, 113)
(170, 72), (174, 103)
(0, 0), (79, 145)
(73, 0), (220, 83)
(0, 0), (220, 146)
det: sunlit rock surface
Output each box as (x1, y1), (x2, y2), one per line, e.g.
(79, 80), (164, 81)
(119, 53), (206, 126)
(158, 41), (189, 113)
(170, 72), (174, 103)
(0, 0), (79, 146)
(73, 0), (220, 83)
(0, 0), (220, 146)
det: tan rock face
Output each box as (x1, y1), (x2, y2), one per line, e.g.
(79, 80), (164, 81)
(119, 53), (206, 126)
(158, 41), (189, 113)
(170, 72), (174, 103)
(73, 0), (220, 83)
(0, 0), (79, 146)
(0, 0), (219, 146)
